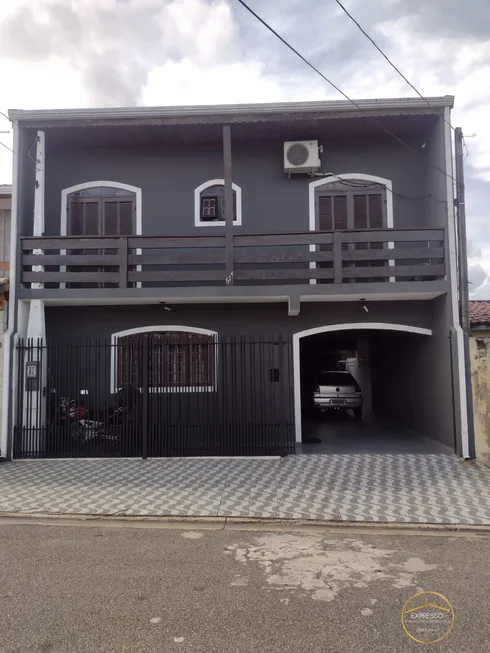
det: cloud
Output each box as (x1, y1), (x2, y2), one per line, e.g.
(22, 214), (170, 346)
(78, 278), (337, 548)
(0, 0), (239, 106)
(0, 0), (489, 296)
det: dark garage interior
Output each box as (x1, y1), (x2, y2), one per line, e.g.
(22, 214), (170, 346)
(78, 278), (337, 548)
(299, 329), (455, 454)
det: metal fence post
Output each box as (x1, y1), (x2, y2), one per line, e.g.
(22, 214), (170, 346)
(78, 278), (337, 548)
(141, 336), (149, 459)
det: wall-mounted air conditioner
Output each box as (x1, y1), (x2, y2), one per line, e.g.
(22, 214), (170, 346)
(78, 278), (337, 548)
(283, 140), (321, 175)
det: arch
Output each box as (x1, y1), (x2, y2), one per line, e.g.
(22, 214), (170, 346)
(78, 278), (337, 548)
(194, 178), (242, 227)
(110, 325), (218, 393)
(293, 322), (432, 443)
(61, 180), (142, 236)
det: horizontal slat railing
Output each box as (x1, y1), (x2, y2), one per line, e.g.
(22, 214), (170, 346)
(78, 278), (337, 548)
(20, 228), (446, 290)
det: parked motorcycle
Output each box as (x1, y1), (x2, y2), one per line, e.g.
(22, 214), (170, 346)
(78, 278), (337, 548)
(69, 386), (142, 444)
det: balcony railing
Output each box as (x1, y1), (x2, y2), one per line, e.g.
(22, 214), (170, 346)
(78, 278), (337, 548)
(20, 228), (446, 291)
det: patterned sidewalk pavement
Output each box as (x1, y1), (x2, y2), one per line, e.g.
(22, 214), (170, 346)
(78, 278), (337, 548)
(1, 454), (490, 524)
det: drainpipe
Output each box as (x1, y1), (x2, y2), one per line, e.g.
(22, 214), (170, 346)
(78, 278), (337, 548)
(454, 127), (476, 459)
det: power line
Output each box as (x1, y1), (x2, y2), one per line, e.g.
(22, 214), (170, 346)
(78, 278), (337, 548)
(332, 0), (459, 136)
(0, 139), (18, 156)
(328, 176), (448, 206)
(332, 0), (430, 107)
(234, 0), (457, 187)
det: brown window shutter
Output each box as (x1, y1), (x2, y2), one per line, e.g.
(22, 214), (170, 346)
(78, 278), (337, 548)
(353, 195), (368, 229)
(317, 195), (333, 230)
(68, 199), (100, 235)
(368, 194), (383, 229)
(119, 200), (134, 235)
(68, 201), (84, 236)
(103, 199), (134, 236)
(84, 200), (101, 235)
(333, 195), (348, 230)
(103, 200), (119, 236)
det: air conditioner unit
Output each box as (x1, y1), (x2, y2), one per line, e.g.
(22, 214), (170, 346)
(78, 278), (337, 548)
(284, 140), (321, 174)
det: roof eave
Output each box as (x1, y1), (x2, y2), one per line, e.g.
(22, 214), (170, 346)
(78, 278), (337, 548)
(8, 96), (455, 124)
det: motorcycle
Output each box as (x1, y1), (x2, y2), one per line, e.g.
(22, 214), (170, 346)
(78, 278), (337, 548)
(69, 386), (141, 445)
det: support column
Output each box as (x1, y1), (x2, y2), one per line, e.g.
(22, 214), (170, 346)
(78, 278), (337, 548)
(22, 300), (46, 454)
(20, 132), (47, 454)
(32, 130), (45, 290)
(347, 338), (372, 421)
(455, 127), (476, 458)
(222, 124), (234, 286)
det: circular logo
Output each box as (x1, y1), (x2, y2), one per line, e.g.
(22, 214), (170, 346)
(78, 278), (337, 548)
(401, 591), (454, 644)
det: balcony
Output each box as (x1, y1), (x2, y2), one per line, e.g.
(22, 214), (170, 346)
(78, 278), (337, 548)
(20, 228), (448, 306)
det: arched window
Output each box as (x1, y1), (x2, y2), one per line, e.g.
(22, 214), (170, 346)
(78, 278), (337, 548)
(62, 182), (141, 237)
(309, 174), (393, 232)
(60, 181), (142, 289)
(309, 174), (393, 284)
(194, 179), (242, 227)
(111, 326), (218, 393)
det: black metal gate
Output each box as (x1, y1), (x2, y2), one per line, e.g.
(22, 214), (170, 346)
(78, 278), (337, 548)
(13, 335), (294, 458)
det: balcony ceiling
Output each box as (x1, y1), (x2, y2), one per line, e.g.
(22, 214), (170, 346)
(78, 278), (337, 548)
(42, 112), (439, 147)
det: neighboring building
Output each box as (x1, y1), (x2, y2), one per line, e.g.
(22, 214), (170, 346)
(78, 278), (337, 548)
(470, 300), (490, 466)
(0, 185), (11, 438)
(2, 96), (471, 460)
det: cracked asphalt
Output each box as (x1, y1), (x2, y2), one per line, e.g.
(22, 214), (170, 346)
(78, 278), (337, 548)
(0, 518), (489, 652)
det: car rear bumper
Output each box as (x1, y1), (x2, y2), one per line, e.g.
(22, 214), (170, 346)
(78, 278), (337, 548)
(313, 396), (363, 409)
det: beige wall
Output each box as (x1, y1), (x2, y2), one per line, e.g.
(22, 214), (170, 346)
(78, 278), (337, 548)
(471, 330), (490, 465)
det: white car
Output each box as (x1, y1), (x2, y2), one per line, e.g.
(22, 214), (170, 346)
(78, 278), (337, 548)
(313, 371), (363, 420)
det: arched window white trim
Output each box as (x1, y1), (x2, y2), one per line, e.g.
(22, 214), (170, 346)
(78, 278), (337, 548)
(110, 325), (219, 393)
(308, 173), (394, 284)
(194, 179), (242, 227)
(61, 180), (142, 236)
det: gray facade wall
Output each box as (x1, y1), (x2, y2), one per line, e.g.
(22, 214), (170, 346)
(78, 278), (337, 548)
(41, 132), (432, 238)
(44, 299), (455, 448)
(371, 296), (455, 448)
(45, 300), (435, 340)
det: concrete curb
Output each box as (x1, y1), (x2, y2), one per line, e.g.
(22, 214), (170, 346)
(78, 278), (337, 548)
(0, 511), (490, 535)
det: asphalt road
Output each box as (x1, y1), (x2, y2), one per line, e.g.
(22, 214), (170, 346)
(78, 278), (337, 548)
(0, 518), (489, 652)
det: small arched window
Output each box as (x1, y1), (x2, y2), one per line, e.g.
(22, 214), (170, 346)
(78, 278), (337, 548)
(111, 326), (218, 393)
(194, 179), (242, 227)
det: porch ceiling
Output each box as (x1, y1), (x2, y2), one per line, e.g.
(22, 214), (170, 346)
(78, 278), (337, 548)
(41, 112), (439, 147)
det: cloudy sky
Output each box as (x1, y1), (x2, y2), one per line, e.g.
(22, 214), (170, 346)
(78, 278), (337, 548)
(0, 0), (489, 295)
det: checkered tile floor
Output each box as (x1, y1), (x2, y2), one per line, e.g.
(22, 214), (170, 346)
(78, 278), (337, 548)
(1, 454), (490, 524)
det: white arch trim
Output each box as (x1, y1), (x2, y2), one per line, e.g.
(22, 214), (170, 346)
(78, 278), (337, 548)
(61, 180), (143, 237)
(194, 178), (242, 227)
(308, 173), (394, 284)
(110, 325), (219, 393)
(293, 322), (432, 443)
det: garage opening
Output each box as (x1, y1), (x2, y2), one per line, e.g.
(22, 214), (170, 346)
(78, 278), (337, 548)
(294, 324), (455, 454)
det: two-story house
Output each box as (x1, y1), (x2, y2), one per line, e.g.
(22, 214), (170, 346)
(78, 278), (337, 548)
(2, 96), (471, 460)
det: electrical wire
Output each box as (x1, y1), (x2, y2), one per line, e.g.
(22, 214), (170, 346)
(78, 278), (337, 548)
(234, 0), (458, 188)
(332, 0), (472, 154)
(332, 0), (431, 107)
(324, 175), (448, 206)
(28, 136), (39, 164)
(0, 139), (18, 156)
